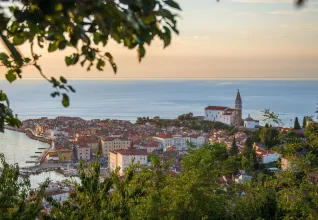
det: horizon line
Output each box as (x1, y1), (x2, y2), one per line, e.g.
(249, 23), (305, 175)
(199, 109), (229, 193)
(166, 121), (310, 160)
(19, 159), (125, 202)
(1, 77), (318, 81)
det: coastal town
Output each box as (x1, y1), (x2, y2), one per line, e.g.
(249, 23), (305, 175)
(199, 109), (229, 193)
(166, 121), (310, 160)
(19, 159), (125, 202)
(4, 90), (316, 210)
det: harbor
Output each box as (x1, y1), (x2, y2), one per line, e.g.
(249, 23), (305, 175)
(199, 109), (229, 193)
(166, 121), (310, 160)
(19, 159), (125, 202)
(0, 129), (78, 187)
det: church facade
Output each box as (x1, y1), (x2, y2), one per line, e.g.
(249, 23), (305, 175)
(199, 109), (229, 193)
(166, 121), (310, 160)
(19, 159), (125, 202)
(204, 90), (243, 126)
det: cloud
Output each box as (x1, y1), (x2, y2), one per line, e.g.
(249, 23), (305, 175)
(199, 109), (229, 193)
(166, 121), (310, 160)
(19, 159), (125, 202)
(269, 8), (318, 15)
(281, 24), (318, 31)
(235, 12), (256, 16)
(232, 0), (291, 3)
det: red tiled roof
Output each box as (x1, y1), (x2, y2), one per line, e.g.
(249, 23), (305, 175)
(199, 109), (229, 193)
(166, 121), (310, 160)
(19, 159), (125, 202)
(77, 135), (99, 143)
(223, 112), (233, 116)
(55, 145), (72, 151)
(144, 141), (160, 148)
(111, 148), (147, 156)
(205, 106), (229, 111)
(166, 145), (176, 152)
(154, 133), (172, 139)
(102, 137), (129, 141)
(77, 143), (90, 148)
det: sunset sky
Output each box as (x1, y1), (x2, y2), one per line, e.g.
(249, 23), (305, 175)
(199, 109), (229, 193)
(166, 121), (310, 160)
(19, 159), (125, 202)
(1, 0), (318, 79)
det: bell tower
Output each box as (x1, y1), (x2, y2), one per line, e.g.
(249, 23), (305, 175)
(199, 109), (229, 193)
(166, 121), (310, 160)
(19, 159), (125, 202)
(235, 89), (242, 126)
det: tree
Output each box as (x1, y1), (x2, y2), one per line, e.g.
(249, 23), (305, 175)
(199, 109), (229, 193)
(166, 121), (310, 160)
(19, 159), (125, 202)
(294, 117), (301, 130)
(0, 153), (47, 219)
(259, 127), (280, 149)
(304, 122), (318, 150)
(302, 116), (307, 128)
(262, 108), (283, 127)
(0, 0), (181, 132)
(229, 136), (239, 156)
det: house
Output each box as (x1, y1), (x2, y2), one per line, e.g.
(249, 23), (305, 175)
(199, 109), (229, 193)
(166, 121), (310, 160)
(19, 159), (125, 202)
(153, 133), (190, 151)
(255, 149), (280, 164)
(235, 171), (252, 184)
(46, 141), (59, 163)
(77, 143), (91, 161)
(243, 114), (259, 129)
(204, 106), (236, 125)
(204, 90), (243, 126)
(101, 137), (131, 157)
(76, 135), (100, 155)
(140, 141), (161, 153)
(108, 148), (148, 176)
(55, 146), (73, 162)
(46, 149), (59, 163)
(190, 135), (206, 148)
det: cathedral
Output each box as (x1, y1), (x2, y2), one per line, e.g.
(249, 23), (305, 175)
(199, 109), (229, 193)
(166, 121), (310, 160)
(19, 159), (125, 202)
(204, 90), (242, 126)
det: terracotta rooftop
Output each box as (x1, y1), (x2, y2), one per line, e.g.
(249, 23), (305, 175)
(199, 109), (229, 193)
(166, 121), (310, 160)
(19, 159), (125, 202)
(205, 106), (229, 111)
(111, 148), (147, 156)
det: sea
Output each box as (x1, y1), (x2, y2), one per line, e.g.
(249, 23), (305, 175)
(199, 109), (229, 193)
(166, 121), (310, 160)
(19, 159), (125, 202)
(1, 79), (318, 186)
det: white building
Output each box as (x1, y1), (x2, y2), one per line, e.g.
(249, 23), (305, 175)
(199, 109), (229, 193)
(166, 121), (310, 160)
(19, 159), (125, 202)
(235, 172), (252, 184)
(139, 141), (161, 153)
(77, 143), (91, 161)
(101, 137), (131, 157)
(204, 106), (236, 125)
(244, 114), (260, 129)
(190, 135), (206, 148)
(153, 133), (191, 151)
(108, 148), (148, 176)
(256, 149), (280, 164)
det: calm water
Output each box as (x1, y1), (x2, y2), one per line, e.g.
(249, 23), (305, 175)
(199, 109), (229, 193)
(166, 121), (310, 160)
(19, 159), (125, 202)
(1, 79), (317, 185)
(0, 129), (49, 167)
(0, 79), (317, 124)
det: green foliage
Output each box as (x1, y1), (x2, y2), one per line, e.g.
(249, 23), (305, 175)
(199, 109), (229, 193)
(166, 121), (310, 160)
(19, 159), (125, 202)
(0, 153), (46, 219)
(302, 116), (307, 128)
(251, 129), (261, 143)
(1, 140), (318, 219)
(177, 112), (193, 121)
(262, 108), (283, 127)
(259, 127), (280, 149)
(0, 0), (181, 131)
(229, 136), (239, 156)
(294, 117), (301, 130)
(304, 122), (318, 149)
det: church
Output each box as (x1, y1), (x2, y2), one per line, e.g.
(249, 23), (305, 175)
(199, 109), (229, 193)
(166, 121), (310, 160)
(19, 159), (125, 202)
(204, 90), (242, 126)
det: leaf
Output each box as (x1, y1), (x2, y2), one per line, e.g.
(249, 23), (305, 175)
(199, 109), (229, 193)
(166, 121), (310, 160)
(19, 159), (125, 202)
(51, 92), (60, 97)
(138, 45), (145, 62)
(48, 41), (58, 52)
(164, 0), (181, 10)
(97, 59), (105, 71)
(93, 32), (101, 44)
(5, 69), (17, 83)
(68, 85), (76, 93)
(111, 63), (117, 74)
(72, 54), (79, 64)
(58, 40), (68, 50)
(62, 94), (69, 107)
(0, 34), (23, 67)
(0, 92), (7, 102)
(141, 15), (155, 24)
(0, 52), (9, 60)
(12, 35), (25, 45)
(37, 36), (44, 48)
(65, 56), (72, 66)
(24, 57), (31, 63)
(60, 76), (67, 84)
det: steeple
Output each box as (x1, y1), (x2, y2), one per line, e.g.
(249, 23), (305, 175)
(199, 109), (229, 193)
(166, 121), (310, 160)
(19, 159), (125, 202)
(234, 89), (242, 126)
(235, 89), (241, 103)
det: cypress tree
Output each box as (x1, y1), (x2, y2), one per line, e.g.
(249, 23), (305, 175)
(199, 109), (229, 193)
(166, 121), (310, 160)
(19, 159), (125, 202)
(302, 116), (307, 128)
(294, 117), (301, 130)
(230, 136), (239, 156)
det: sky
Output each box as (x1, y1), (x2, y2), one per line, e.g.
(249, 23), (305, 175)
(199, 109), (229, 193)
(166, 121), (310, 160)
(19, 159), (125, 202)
(1, 0), (318, 79)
